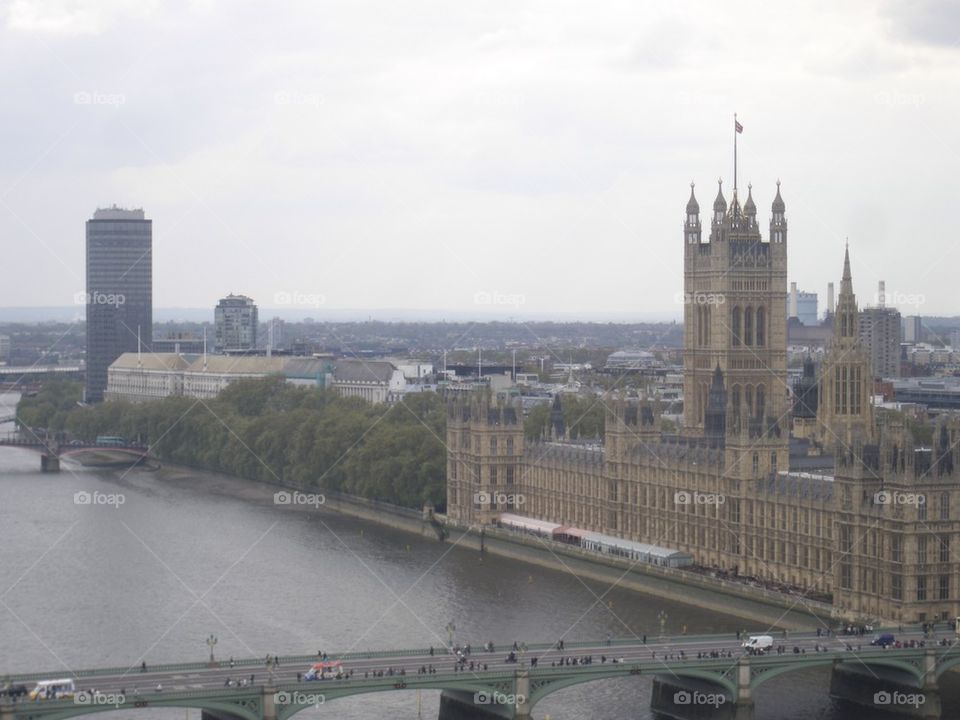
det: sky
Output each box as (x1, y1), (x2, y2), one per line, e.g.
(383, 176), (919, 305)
(1, 0), (959, 321)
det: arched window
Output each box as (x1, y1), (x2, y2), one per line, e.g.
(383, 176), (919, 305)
(745, 385), (754, 418)
(756, 306), (766, 347)
(732, 307), (742, 346)
(744, 307), (754, 346)
(756, 385), (765, 420)
(732, 385), (741, 423)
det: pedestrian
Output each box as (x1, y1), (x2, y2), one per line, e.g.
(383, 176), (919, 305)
(141, 661), (147, 673)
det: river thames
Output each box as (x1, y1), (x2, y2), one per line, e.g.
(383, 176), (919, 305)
(1, 413), (958, 719)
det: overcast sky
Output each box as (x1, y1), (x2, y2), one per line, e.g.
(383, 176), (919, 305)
(1, 0), (958, 321)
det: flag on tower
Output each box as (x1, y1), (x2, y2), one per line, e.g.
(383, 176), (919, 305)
(735, 119), (743, 133)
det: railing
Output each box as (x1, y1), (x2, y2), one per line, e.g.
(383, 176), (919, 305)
(1, 627), (934, 684)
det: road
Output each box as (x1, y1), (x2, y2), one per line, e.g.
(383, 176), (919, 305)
(4, 626), (953, 699)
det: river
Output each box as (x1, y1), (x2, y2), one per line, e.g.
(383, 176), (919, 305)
(1, 399), (958, 719)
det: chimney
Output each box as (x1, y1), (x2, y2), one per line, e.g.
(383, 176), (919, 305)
(827, 282), (835, 316)
(789, 282), (799, 319)
(878, 280), (886, 308)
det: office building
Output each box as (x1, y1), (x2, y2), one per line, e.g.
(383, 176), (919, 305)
(85, 206), (152, 402)
(215, 294), (258, 352)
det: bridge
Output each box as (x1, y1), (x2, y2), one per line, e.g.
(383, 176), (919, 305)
(1, 628), (955, 719)
(0, 434), (151, 472)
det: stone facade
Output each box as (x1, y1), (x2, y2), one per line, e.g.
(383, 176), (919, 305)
(446, 180), (960, 625)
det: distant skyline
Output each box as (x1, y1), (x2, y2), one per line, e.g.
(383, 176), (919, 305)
(2, 1), (959, 318)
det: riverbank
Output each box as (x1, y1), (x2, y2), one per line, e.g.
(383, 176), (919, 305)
(146, 463), (833, 630)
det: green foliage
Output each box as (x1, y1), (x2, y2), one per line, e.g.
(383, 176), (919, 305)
(60, 379), (448, 509)
(524, 395), (606, 441)
(15, 381), (83, 431)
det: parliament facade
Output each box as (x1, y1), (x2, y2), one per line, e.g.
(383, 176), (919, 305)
(446, 179), (960, 624)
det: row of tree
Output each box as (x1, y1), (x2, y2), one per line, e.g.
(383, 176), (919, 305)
(18, 378), (448, 509)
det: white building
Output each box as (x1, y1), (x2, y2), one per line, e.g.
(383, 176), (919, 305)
(328, 360), (407, 404)
(105, 353), (189, 402)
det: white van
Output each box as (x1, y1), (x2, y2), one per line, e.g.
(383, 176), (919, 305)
(29, 679), (75, 700)
(741, 635), (774, 654)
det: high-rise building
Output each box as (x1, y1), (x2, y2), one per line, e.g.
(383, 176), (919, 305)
(903, 315), (923, 344)
(85, 206), (152, 403)
(859, 304), (901, 379)
(266, 316), (286, 352)
(215, 294), (258, 352)
(787, 284), (818, 326)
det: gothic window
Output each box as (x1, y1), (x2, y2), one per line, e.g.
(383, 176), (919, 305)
(731, 385), (741, 424)
(732, 306), (742, 346)
(941, 493), (950, 521)
(744, 307), (754, 346)
(745, 385), (754, 418)
(490, 436), (497, 454)
(756, 385), (765, 420)
(756, 306), (766, 346)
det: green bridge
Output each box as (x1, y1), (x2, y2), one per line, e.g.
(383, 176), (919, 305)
(1, 633), (955, 719)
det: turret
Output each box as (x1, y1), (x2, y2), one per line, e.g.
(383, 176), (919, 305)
(770, 180), (786, 243)
(685, 182), (701, 244)
(550, 393), (566, 440)
(743, 183), (757, 223)
(712, 179), (726, 225)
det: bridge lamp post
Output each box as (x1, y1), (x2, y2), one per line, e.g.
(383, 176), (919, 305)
(658, 611), (668, 640)
(206, 634), (218, 666)
(446, 622), (456, 650)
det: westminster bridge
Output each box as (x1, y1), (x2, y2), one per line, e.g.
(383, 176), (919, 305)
(1, 629), (956, 720)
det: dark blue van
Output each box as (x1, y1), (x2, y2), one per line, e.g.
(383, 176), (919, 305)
(871, 633), (895, 647)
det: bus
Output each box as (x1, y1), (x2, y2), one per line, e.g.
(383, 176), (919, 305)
(304, 661), (344, 680)
(29, 679), (75, 700)
(95, 436), (125, 446)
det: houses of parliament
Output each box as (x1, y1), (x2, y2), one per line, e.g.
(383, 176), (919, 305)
(446, 177), (960, 624)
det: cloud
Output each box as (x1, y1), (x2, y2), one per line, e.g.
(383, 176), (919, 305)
(883, 0), (960, 48)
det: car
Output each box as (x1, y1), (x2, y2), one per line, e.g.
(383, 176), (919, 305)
(870, 633), (895, 647)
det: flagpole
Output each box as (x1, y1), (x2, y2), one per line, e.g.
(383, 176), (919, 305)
(733, 113), (737, 197)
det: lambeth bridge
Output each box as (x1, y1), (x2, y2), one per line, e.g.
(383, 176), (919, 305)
(2, 629), (957, 720)
(0, 434), (150, 472)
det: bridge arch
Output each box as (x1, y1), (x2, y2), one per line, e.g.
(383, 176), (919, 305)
(9, 695), (264, 720)
(750, 654), (926, 692)
(524, 665), (737, 711)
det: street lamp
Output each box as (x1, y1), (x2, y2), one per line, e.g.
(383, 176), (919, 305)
(658, 611), (668, 639)
(206, 634), (218, 666)
(446, 622), (456, 650)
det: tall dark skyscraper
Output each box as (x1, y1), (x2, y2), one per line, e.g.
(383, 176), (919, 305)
(85, 206), (153, 402)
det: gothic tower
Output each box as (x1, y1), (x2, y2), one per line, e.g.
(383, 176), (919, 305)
(817, 246), (874, 452)
(682, 180), (788, 446)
